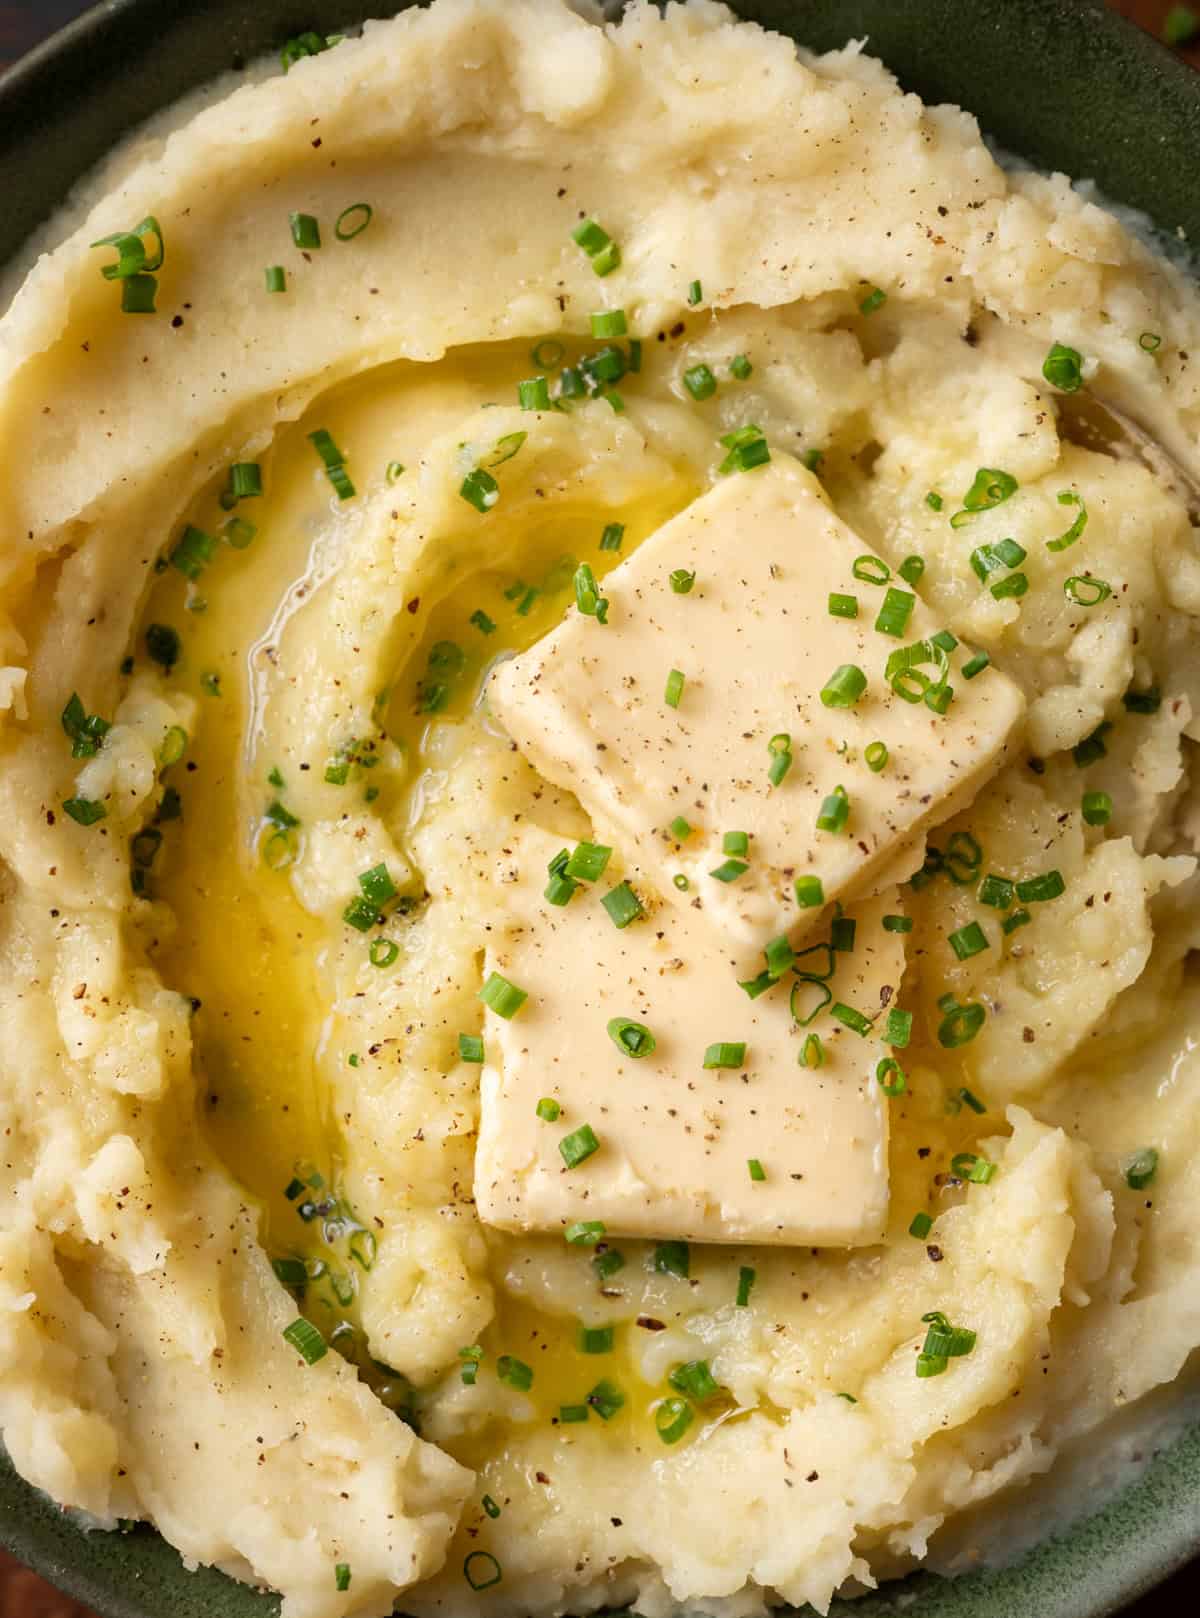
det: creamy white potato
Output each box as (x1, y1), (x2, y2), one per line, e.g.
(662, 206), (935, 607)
(1, 3), (1199, 1617)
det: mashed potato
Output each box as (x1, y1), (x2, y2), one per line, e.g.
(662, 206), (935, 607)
(0, 2), (1199, 1615)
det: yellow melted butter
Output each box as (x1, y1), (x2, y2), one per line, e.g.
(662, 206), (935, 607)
(138, 336), (710, 1432)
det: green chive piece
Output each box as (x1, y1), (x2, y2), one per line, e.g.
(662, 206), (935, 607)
(883, 1008), (912, 1048)
(820, 664), (867, 708)
(937, 1000), (986, 1048)
(342, 896), (378, 933)
(334, 203), (373, 241)
(828, 592), (859, 619)
(830, 915), (856, 952)
(950, 467), (1019, 528)
(282, 1317), (327, 1364)
(978, 873), (1014, 909)
(63, 796), (107, 826)
(601, 880), (644, 928)
(926, 492), (944, 511)
(831, 1003), (871, 1037)
(572, 218), (619, 266)
(655, 1240), (690, 1278)
(767, 731), (793, 786)
(265, 265), (287, 292)
(738, 970), (775, 1001)
(535, 1098), (561, 1122)
(1047, 489), (1088, 553)
(590, 308), (628, 339)
(875, 587), (915, 639)
(1139, 330), (1163, 352)
(1015, 869), (1065, 903)
(229, 461), (262, 499)
(574, 562), (609, 623)
(566, 1221), (607, 1248)
(876, 1057), (907, 1097)
(585, 1379), (625, 1420)
(709, 858), (748, 883)
(898, 555), (926, 585)
(851, 554), (890, 586)
(560, 1125), (600, 1168)
(334, 1565), (351, 1593)
(736, 1266), (755, 1307)
(909, 1211), (933, 1240)
(1123, 685), (1162, 715)
(1065, 575), (1112, 606)
(578, 1324), (614, 1355)
(865, 740), (889, 773)
(951, 1151), (999, 1184)
(1042, 342), (1084, 392)
(948, 921), (989, 960)
(469, 608), (496, 634)
(703, 1041), (746, 1069)
(458, 1033), (484, 1064)
(482, 1495), (501, 1520)
(882, 913), (912, 933)
(687, 279), (702, 305)
(962, 650), (991, 679)
(722, 830), (749, 857)
(669, 568), (696, 594)
(669, 1360), (720, 1402)
(673, 874), (689, 891)
(171, 524), (216, 580)
(517, 376), (551, 411)
(564, 841), (612, 882)
(359, 862), (397, 905)
(1002, 907), (1032, 935)
(730, 353), (753, 379)
(1082, 789), (1113, 826)
(463, 1552), (502, 1591)
(289, 212), (321, 250)
(1073, 722), (1112, 767)
(600, 522), (625, 552)
(559, 1403), (589, 1424)
(990, 571), (1028, 601)
(800, 1032), (824, 1069)
(747, 1158), (766, 1182)
(669, 816), (692, 841)
(802, 448), (825, 473)
(479, 971), (528, 1019)
(460, 467), (500, 513)
(1123, 1147), (1159, 1189)
(655, 1397), (694, 1445)
(794, 874), (824, 909)
(120, 273), (158, 313)
(960, 1087), (987, 1114)
(816, 784), (850, 835)
(718, 424), (770, 475)
(368, 937), (399, 968)
(683, 363), (717, 400)
(607, 1017), (657, 1059)
(860, 287), (887, 315)
(664, 668), (686, 708)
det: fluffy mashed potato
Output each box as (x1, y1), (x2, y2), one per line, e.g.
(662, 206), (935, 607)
(1, 1), (1199, 1614)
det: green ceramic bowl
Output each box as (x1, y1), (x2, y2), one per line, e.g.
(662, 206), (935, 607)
(0, 3), (1197, 1615)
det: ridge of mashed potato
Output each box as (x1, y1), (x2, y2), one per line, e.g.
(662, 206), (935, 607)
(1, 2), (1199, 1616)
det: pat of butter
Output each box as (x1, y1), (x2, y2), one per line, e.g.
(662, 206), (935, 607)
(474, 828), (903, 1247)
(490, 457), (1024, 950)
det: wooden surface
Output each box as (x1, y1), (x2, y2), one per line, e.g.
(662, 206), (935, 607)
(0, 0), (1194, 1615)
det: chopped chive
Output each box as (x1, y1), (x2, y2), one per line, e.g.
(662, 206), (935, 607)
(566, 1219), (606, 1245)
(601, 880), (644, 927)
(585, 1379), (625, 1420)
(463, 1553), (502, 1592)
(882, 912), (912, 933)
(851, 554), (889, 586)
(937, 1000), (986, 1047)
(703, 1041), (746, 1069)
(687, 279), (702, 305)
(482, 1496), (501, 1520)
(170, 524), (216, 580)
(960, 1087), (987, 1114)
(120, 273), (158, 313)
(341, 896), (378, 932)
(1046, 488), (1088, 553)
(591, 243), (620, 276)
(229, 461), (262, 499)
(564, 841), (612, 882)
(1082, 789), (1113, 826)
(898, 555), (925, 585)
(669, 1360), (720, 1402)
(517, 376), (551, 411)
(970, 537), (1027, 581)
(265, 265), (287, 292)
(560, 1124), (600, 1168)
(1065, 575), (1112, 606)
(1042, 341), (1084, 392)
(767, 731), (793, 786)
(909, 1211), (933, 1240)
(559, 1403), (589, 1424)
(574, 561), (609, 623)
(272, 1256), (306, 1288)
(655, 1397), (694, 1445)
(683, 362), (717, 401)
(794, 874), (824, 909)
(479, 971), (528, 1018)
(63, 796), (107, 826)
(709, 858), (748, 883)
(1123, 1147), (1158, 1189)
(962, 650), (991, 679)
(282, 1317), (327, 1364)
(669, 815), (692, 840)
(747, 1157), (766, 1181)
(607, 1016), (656, 1059)
(1139, 330), (1163, 352)
(800, 1032), (824, 1068)
(572, 217), (615, 255)
(469, 609), (496, 634)
(736, 1266), (755, 1307)
(831, 1002), (871, 1036)
(460, 467), (499, 513)
(790, 980), (832, 1027)
(925, 492), (943, 511)
(722, 830), (749, 857)
(1123, 685), (1162, 715)
(820, 664), (867, 708)
(1002, 907), (1032, 935)
(628, 339), (642, 372)
(830, 915), (856, 952)
(990, 571), (1028, 601)
(865, 740), (889, 773)
(883, 1008), (912, 1048)
(458, 1033), (484, 1064)
(222, 515), (257, 552)
(951, 1151), (998, 1184)
(359, 863), (397, 905)
(876, 1057), (907, 1097)
(1015, 869), (1065, 902)
(600, 522), (625, 552)
(578, 1324), (614, 1354)
(802, 448), (825, 473)
(828, 592), (859, 619)
(669, 568), (696, 594)
(664, 668), (686, 708)
(950, 467), (1018, 527)
(145, 622), (181, 670)
(948, 921), (989, 960)
(590, 308), (628, 339)
(559, 366), (586, 398)
(978, 873), (1014, 909)
(335, 1565), (351, 1593)
(334, 202), (372, 241)
(289, 212), (320, 250)
(673, 874), (690, 891)
(860, 286), (887, 315)
(816, 784), (850, 834)
(1073, 722), (1111, 767)
(535, 1098), (561, 1122)
(730, 353), (752, 379)
(655, 1240), (690, 1278)
(875, 587), (915, 638)
(718, 424), (770, 474)
(368, 937), (399, 968)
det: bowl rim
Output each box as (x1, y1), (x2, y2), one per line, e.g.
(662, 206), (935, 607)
(0, 3), (1197, 1617)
